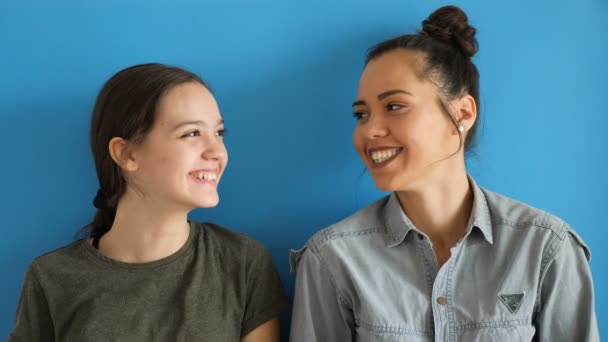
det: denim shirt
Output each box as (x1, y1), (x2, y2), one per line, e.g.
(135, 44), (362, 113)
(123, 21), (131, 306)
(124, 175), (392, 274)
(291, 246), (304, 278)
(289, 178), (599, 341)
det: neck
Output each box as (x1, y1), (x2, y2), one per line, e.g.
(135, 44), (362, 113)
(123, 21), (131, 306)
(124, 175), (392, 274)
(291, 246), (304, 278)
(396, 165), (473, 251)
(97, 189), (191, 263)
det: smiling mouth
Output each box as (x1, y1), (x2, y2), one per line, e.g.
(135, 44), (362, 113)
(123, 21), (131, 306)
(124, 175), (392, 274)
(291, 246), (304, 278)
(369, 147), (403, 168)
(189, 170), (218, 182)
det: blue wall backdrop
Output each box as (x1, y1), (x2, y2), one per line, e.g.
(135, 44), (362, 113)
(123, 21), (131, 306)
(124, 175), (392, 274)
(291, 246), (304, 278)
(1, 0), (606, 339)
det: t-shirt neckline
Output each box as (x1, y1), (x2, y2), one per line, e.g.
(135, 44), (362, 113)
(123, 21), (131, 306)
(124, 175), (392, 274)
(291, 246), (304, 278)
(82, 221), (198, 271)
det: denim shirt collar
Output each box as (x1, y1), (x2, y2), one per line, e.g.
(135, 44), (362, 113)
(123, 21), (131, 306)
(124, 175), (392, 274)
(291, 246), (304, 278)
(383, 175), (493, 247)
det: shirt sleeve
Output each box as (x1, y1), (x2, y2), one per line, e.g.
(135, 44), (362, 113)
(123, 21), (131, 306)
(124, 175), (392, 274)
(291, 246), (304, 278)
(8, 262), (55, 342)
(534, 229), (599, 341)
(289, 245), (354, 342)
(240, 239), (289, 337)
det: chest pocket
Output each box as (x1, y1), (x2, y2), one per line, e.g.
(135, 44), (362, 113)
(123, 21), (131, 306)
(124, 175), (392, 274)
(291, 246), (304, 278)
(457, 325), (535, 341)
(450, 289), (536, 341)
(354, 323), (432, 342)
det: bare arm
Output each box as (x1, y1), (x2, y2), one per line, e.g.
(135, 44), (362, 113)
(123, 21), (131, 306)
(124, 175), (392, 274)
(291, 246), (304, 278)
(241, 317), (280, 342)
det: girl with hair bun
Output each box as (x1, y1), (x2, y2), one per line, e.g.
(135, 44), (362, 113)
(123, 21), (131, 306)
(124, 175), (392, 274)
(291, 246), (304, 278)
(290, 6), (598, 341)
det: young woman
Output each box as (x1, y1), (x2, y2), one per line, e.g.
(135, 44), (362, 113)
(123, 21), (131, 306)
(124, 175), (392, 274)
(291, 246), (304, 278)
(9, 63), (287, 341)
(290, 6), (598, 342)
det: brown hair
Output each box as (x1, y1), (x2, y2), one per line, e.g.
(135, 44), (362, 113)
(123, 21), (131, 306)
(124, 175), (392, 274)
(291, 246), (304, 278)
(87, 63), (209, 237)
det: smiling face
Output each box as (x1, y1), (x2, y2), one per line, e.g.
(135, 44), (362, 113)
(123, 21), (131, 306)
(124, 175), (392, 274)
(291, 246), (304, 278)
(352, 49), (464, 192)
(127, 81), (228, 210)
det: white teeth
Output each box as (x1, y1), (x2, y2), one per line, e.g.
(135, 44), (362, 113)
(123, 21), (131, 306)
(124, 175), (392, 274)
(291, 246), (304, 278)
(370, 148), (400, 163)
(192, 172), (217, 181)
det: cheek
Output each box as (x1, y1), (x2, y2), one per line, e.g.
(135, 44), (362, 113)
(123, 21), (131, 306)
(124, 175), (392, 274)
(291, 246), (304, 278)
(407, 116), (443, 146)
(221, 143), (228, 158)
(430, 120), (456, 148)
(146, 148), (187, 176)
(221, 145), (228, 167)
(143, 156), (175, 182)
(152, 150), (176, 168)
(352, 126), (365, 154)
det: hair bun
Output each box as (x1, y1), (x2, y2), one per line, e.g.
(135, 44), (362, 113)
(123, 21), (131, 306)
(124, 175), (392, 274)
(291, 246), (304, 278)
(421, 5), (478, 58)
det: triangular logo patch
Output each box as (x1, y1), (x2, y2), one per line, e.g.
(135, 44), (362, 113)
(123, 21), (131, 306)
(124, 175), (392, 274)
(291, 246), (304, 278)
(498, 293), (524, 314)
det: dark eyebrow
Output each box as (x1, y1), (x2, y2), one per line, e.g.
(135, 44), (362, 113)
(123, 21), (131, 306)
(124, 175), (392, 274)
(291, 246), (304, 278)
(352, 89), (414, 107)
(172, 119), (224, 131)
(378, 89), (414, 100)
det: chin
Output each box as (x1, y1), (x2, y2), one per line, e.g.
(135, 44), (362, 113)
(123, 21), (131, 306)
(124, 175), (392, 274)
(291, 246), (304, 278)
(183, 193), (219, 209)
(197, 197), (220, 208)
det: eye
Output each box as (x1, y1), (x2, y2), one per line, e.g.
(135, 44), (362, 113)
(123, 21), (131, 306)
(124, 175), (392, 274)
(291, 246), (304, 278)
(386, 103), (406, 111)
(181, 130), (200, 138)
(215, 128), (227, 137)
(353, 112), (369, 121)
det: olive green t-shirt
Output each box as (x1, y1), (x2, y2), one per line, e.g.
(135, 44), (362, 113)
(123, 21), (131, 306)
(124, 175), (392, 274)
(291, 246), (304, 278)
(8, 221), (288, 341)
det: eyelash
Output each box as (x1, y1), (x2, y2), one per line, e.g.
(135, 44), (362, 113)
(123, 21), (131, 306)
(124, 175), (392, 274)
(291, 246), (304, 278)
(181, 129), (227, 138)
(387, 103), (405, 111)
(352, 103), (406, 120)
(182, 130), (200, 138)
(352, 112), (367, 120)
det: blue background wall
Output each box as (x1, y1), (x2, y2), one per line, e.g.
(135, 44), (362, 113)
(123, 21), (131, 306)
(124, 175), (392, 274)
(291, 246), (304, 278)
(1, 0), (605, 339)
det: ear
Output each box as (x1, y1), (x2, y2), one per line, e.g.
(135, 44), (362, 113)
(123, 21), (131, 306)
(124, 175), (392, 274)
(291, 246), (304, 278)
(454, 94), (477, 135)
(108, 137), (139, 172)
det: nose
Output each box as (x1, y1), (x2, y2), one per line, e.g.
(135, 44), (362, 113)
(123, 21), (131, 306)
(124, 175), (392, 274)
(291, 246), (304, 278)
(363, 114), (389, 140)
(201, 134), (227, 161)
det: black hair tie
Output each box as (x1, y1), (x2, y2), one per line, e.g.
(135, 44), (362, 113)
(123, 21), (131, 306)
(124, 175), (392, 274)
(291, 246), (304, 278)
(93, 189), (110, 209)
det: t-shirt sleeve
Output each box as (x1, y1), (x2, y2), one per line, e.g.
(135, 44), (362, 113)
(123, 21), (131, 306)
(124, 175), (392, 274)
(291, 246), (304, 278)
(8, 261), (55, 342)
(240, 239), (288, 337)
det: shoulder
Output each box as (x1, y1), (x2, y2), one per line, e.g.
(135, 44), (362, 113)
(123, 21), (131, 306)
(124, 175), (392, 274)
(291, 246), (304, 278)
(482, 188), (567, 235)
(19, 239), (92, 291)
(481, 187), (590, 260)
(192, 220), (271, 261)
(290, 196), (389, 272)
(305, 196), (389, 251)
(194, 221), (251, 245)
(30, 239), (88, 274)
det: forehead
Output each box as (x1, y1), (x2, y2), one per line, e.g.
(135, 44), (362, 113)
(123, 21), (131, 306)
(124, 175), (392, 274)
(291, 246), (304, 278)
(156, 81), (221, 123)
(358, 49), (429, 94)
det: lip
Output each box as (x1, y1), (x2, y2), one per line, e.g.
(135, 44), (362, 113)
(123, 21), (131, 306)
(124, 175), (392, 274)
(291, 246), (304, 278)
(190, 168), (219, 173)
(367, 147), (403, 169)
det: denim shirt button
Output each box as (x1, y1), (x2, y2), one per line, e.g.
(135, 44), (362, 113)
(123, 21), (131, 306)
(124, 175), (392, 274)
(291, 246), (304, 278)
(437, 296), (447, 305)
